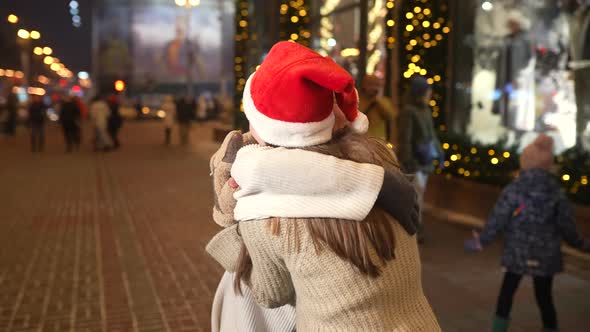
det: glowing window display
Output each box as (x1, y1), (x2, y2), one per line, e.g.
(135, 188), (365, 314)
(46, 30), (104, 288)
(450, 0), (590, 154)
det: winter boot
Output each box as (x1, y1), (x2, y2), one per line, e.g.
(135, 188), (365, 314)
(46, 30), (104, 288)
(492, 316), (509, 332)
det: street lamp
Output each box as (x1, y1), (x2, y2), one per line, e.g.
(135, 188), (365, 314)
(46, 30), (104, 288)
(43, 47), (53, 55)
(30, 30), (41, 40)
(17, 29), (30, 39)
(174, 0), (200, 96)
(34, 47), (44, 55)
(44, 56), (54, 65)
(7, 14), (18, 24)
(175, 0), (200, 6)
(16, 29), (32, 86)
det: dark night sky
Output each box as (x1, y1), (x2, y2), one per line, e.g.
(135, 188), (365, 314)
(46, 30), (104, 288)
(0, 0), (92, 73)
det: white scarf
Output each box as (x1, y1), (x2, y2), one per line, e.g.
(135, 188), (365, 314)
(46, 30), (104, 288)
(231, 145), (384, 222)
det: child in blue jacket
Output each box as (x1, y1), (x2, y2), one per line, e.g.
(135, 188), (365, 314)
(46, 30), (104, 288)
(465, 134), (590, 332)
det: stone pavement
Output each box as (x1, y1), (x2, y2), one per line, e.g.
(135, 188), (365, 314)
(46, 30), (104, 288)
(0, 121), (588, 332)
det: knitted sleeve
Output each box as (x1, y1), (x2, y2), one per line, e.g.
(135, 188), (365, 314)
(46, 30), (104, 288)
(555, 193), (585, 249)
(480, 186), (516, 246)
(239, 220), (296, 309)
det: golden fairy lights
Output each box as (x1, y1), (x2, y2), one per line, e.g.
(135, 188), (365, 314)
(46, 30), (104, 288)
(280, 0), (310, 45)
(234, 1), (250, 96)
(437, 138), (524, 179)
(234, 0), (310, 112)
(385, 1), (396, 53)
(366, 0), (387, 74)
(401, 0), (450, 82)
(319, 0), (341, 55)
(399, 0), (451, 131)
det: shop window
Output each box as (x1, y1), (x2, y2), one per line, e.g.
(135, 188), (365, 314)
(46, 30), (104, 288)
(311, 0), (388, 81)
(450, 0), (590, 154)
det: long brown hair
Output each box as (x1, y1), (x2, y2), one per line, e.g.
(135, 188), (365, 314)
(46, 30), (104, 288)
(234, 130), (401, 294)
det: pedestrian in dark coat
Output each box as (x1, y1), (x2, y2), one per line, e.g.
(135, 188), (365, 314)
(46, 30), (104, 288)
(397, 76), (444, 242)
(28, 95), (46, 152)
(60, 96), (81, 152)
(107, 95), (123, 149)
(465, 134), (590, 332)
(176, 96), (193, 145)
(4, 93), (18, 137)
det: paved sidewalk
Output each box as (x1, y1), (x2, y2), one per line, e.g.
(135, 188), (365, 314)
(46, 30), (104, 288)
(0, 122), (588, 331)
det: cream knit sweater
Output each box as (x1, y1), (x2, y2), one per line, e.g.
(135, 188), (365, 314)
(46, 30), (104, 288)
(235, 216), (441, 331)
(209, 135), (441, 331)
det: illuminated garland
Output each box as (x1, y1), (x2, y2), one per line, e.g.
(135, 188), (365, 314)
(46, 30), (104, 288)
(234, 0), (251, 129)
(279, 0), (310, 46)
(436, 132), (590, 205)
(233, 0), (310, 129)
(366, 0), (386, 75)
(318, 0), (341, 56)
(399, 0), (450, 130)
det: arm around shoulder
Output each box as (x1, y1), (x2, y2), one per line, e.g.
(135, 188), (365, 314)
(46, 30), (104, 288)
(239, 220), (296, 308)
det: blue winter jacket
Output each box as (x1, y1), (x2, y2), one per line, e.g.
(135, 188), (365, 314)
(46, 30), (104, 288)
(479, 168), (585, 276)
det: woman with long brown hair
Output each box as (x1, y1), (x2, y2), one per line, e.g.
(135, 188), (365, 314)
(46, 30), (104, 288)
(209, 42), (440, 331)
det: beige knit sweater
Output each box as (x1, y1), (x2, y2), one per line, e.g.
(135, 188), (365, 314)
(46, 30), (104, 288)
(235, 215), (440, 331)
(209, 134), (441, 331)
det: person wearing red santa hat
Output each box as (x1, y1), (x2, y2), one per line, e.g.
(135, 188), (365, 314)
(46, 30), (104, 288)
(207, 41), (440, 331)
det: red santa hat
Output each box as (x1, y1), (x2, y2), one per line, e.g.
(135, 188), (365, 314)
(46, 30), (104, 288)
(243, 41), (368, 147)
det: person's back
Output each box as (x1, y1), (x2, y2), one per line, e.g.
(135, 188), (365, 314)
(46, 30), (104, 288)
(211, 41), (439, 331)
(161, 97), (176, 128)
(28, 101), (46, 125)
(237, 134), (440, 331)
(176, 99), (192, 124)
(60, 100), (79, 125)
(465, 134), (589, 332)
(481, 167), (583, 276)
(107, 98), (122, 130)
(89, 100), (110, 130)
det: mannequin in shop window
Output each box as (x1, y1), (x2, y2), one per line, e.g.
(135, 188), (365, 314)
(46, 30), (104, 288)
(493, 11), (536, 144)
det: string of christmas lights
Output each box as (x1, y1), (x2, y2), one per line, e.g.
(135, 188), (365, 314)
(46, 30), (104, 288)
(234, 0), (251, 129)
(398, 0), (449, 131)
(233, 0), (310, 129)
(229, 0), (589, 204)
(280, 0), (310, 46)
(318, 0), (341, 56)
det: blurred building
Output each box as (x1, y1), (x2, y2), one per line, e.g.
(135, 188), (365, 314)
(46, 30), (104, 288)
(91, 0), (235, 99)
(233, 0), (589, 153)
(229, 0), (589, 203)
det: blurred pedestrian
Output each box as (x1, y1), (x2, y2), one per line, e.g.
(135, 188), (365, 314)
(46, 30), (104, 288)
(107, 95), (123, 149)
(73, 96), (88, 121)
(161, 95), (176, 146)
(397, 76), (444, 242)
(464, 134), (590, 332)
(176, 96), (193, 145)
(197, 94), (207, 121)
(4, 92), (18, 137)
(359, 75), (397, 142)
(60, 95), (82, 153)
(28, 95), (46, 153)
(89, 96), (112, 151)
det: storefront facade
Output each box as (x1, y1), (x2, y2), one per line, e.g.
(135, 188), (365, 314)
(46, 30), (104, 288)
(232, 0), (589, 204)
